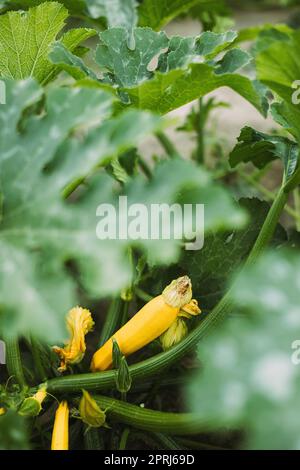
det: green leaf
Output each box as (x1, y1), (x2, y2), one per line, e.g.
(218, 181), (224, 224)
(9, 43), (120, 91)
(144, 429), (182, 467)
(86, 0), (137, 31)
(92, 27), (267, 115)
(0, 2), (96, 84)
(0, 410), (29, 450)
(0, 79), (163, 341)
(0, 0), (86, 15)
(214, 48), (251, 75)
(125, 63), (267, 115)
(138, 0), (216, 31)
(49, 42), (98, 80)
(188, 250), (300, 449)
(96, 27), (169, 87)
(229, 126), (299, 184)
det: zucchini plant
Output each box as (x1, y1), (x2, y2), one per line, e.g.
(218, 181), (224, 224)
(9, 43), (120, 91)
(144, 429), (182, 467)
(0, 0), (299, 451)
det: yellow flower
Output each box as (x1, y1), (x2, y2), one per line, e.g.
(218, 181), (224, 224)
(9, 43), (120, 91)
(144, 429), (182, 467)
(160, 317), (188, 351)
(19, 385), (47, 417)
(53, 306), (94, 372)
(179, 298), (201, 319)
(51, 401), (69, 451)
(0, 407), (6, 416)
(79, 390), (106, 428)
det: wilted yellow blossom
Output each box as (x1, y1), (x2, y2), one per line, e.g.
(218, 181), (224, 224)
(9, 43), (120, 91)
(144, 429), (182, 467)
(79, 390), (106, 428)
(179, 298), (201, 319)
(53, 307), (94, 372)
(19, 385), (47, 417)
(160, 317), (188, 351)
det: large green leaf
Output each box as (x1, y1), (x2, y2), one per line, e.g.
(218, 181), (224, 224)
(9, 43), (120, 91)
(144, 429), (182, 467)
(188, 250), (300, 449)
(229, 127), (299, 184)
(0, 79), (162, 341)
(126, 63), (267, 115)
(0, 79), (246, 341)
(138, 0), (216, 30)
(0, 2), (96, 84)
(92, 27), (267, 115)
(96, 27), (169, 87)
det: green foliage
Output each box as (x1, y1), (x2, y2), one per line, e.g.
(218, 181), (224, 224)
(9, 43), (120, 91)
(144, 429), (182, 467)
(0, 410), (29, 449)
(138, 0), (215, 30)
(188, 250), (300, 449)
(229, 127), (299, 184)
(0, 2), (96, 84)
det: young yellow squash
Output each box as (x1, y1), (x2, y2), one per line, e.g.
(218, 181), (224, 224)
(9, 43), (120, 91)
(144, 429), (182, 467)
(51, 401), (69, 450)
(91, 276), (192, 372)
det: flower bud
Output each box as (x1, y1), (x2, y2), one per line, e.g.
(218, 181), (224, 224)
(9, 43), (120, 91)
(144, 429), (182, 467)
(79, 390), (106, 428)
(18, 386), (47, 417)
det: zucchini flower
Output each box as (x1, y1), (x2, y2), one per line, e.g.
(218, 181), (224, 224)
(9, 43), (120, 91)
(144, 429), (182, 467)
(161, 299), (201, 350)
(19, 385), (47, 417)
(0, 407), (6, 416)
(51, 401), (69, 450)
(53, 306), (94, 372)
(179, 298), (201, 318)
(79, 390), (106, 428)
(160, 318), (188, 351)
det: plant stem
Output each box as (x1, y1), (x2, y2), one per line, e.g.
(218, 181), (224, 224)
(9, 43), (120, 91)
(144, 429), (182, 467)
(46, 186), (289, 395)
(134, 287), (153, 303)
(245, 185), (288, 265)
(138, 156), (152, 179)
(119, 427), (130, 450)
(5, 337), (26, 388)
(28, 337), (47, 383)
(239, 169), (300, 223)
(151, 432), (185, 450)
(98, 298), (124, 347)
(196, 97), (205, 164)
(84, 427), (104, 450)
(156, 131), (180, 158)
(293, 187), (300, 231)
(93, 395), (211, 435)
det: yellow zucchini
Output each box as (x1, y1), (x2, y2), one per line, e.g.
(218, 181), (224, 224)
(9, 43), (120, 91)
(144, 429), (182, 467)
(51, 401), (69, 450)
(91, 276), (192, 372)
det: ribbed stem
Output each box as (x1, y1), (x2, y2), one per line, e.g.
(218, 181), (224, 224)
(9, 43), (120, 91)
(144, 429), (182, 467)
(93, 395), (210, 435)
(5, 337), (26, 388)
(98, 298), (124, 347)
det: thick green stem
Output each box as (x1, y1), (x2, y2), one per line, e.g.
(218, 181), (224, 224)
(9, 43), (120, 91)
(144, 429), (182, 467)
(28, 337), (47, 383)
(196, 97), (205, 164)
(156, 131), (180, 158)
(46, 186), (288, 395)
(98, 298), (124, 347)
(94, 395), (210, 435)
(293, 188), (300, 231)
(5, 337), (26, 388)
(245, 185), (288, 265)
